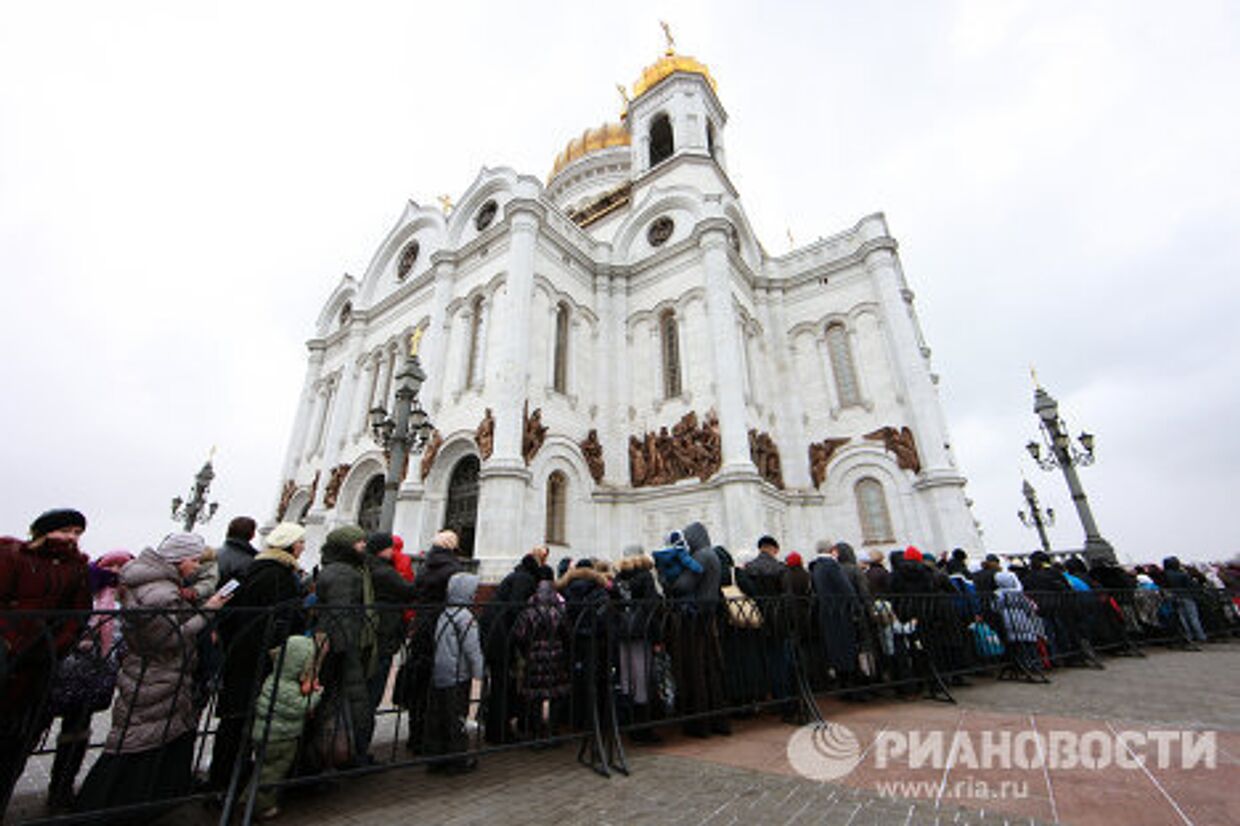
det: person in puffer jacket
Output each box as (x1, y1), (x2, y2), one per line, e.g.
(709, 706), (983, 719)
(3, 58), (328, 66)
(250, 635), (322, 818)
(425, 573), (483, 773)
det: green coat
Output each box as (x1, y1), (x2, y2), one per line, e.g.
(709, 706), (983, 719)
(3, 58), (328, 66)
(252, 635), (321, 743)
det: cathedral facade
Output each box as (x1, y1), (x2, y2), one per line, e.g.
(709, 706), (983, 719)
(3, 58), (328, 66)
(274, 47), (982, 575)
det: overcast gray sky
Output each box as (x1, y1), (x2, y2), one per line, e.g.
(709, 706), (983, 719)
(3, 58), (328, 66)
(2, 1), (1237, 563)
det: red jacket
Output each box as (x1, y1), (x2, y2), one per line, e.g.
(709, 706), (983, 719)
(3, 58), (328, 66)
(0, 535), (91, 660)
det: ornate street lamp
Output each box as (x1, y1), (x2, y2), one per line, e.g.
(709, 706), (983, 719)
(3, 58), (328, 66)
(368, 332), (435, 533)
(171, 448), (220, 532)
(1017, 478), (1055, 553)
(1025, 376), (1115, 564)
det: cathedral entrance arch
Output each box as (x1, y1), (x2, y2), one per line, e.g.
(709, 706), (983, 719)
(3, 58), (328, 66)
(357, 474), (385, 533)
(444, 456), (479, 558)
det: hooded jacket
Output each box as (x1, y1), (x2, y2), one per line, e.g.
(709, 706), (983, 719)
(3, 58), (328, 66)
(433, 573), (483, 688)
(995, 571), (1042, 643)
(106, 548), (206, 753)
(683, 522), (722, 606)
(316, 540), (377, 676)
(251, 635), (321, 743)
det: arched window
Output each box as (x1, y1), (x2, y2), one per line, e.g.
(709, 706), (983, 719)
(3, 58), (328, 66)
(358, 474), (385, 533)
(553, 302), (569, 393)
(649, 113), (673, 167)
(855, 477), (895, 544)
(338, 301), (353, 328)
(826, 322), (862, 407)
(397, 240), (419, 280)
(466, 296), (485, 389)
(706, 121), (716, 158)
(545, 470), (567, 545)
(660, 309), (682, 399)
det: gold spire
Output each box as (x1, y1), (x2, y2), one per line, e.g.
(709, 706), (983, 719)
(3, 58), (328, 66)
(1030, 364), (1041, 388)
(659, 19), (676, 55)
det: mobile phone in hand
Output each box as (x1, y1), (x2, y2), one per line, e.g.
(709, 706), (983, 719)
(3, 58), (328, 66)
(218, 578), (241, 598)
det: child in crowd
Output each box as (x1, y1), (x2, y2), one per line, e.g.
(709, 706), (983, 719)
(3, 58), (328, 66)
(652, 530), (702, 596)
(425, 572), (484, 774)
(250, 635), (322, 819)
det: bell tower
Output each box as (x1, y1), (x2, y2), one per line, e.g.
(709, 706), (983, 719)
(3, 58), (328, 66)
(625, 26), (728, 177)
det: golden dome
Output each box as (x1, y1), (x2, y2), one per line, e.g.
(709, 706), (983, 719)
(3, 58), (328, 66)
(631, 52), (717, 100)
(549, 121), (631, 180)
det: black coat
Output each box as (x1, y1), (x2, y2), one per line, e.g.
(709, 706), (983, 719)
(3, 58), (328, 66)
(481, 555), (542, 657)
(217, 537), (259, 585)
(809, 555), (858, 674)
(412, 546), (463, 606)
(216, 556), (303, 716)
(368, 555), (417, 657)
(614, 555), (661, 641)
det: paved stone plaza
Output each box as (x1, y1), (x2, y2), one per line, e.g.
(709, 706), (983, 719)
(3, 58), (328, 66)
(7, 645), (1238, 825)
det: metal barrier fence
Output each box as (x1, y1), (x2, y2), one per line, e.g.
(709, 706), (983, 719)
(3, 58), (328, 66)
(2, 584), (1237, 824)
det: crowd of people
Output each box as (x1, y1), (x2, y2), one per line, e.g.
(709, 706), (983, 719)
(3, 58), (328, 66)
(1, 507), (1237, 822)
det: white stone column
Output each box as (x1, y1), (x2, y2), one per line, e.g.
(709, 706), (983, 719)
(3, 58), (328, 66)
(324, 363), (358, 463)
(701, 226), (751, 471)
(372, 348), (392, 413)
(475, 206), (539, 565)
(353, 353), (378, 439)
(762, 291), (811, 488)
(274, 347), (324, 516)
(302, 381), (327, 460)
(867, 248), (949, 470)
(701, 223), (761, 554)
(422, 261), (457, 412)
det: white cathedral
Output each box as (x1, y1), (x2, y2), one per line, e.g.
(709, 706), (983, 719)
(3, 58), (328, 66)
(274, 44), (983, 576)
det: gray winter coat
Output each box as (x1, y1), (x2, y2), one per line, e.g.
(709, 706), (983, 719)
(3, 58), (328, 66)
(684, 522), (722, 607)
(106, 549), (206, 753)
(433, 573), (483, 688)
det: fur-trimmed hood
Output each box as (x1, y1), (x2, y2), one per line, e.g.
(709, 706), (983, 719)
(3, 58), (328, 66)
(617, 554), (653, 573)
(556, 565), (611, 591)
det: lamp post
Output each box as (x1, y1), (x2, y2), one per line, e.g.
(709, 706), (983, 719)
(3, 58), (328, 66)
(1025, 381), (1114, 564)
(368, 339), (434, 533)
(171, 449), (220, 533)
(1017, 478), (1055, 553)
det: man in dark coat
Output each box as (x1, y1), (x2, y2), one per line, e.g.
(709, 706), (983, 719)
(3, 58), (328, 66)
(737, 536), (794, 719)
(208, 521), (306, 793)
(864, 549), (891, 596)
(403, 530), (463, 752)
(808, 545), (859, 686)
(678, 522), (730, 736)
(217, 516), (259, 585)
(364, 533), (418, 715)
(0, 509), (91, 817)
(480, 549), (544, 744)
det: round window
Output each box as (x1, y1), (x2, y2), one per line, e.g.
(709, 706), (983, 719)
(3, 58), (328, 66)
(475, 200), (498, 231)
(397, 240), (420, 280)
(647, 216), (674, 247)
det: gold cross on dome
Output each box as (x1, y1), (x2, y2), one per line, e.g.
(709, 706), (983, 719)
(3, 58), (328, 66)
(409, 327), (425, 357)
(437, 194), (454, 214)
(660, 20), (676, 55)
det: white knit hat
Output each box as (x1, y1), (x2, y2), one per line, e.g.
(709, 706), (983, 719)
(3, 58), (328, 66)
(266, 522), (306, 550)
